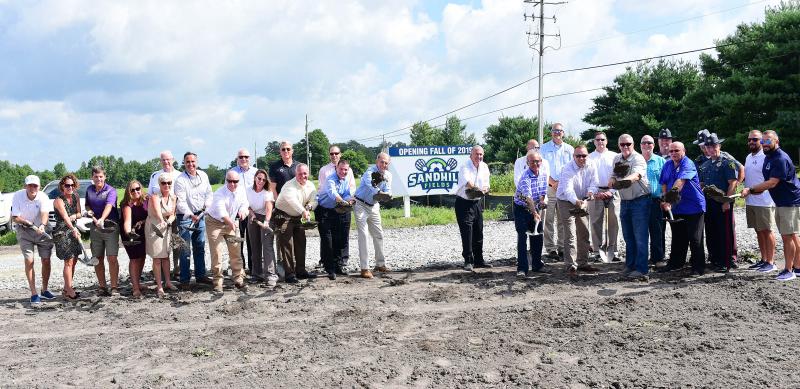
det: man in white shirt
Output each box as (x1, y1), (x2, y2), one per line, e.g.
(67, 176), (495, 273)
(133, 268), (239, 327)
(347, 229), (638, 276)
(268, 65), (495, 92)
(556, 146), (600, 276)
(514, 139), (550, 187)
(274, 164), (319, 283)
(743, 130), (777, 272)
(174, 151), (213, 286)
(11, 175), (55, 305)
(230, 148), (258, 271)
(206, 170), (249, 293)
(353, 153), (393, 279)
(147, 150), (181, 277)
(587, 131), (620, 263)
(540, 123), (575, 260)
(455, 145), (491, 272)
(316, 145), (356, 269)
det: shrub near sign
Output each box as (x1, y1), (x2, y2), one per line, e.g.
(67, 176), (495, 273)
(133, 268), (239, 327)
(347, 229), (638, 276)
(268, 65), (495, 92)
(388, 146), (473, 196)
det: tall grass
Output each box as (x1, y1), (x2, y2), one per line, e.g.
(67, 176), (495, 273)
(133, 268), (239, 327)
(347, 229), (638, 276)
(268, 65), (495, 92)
(490, 172), (515, 195)
(378, 204), (507, 229)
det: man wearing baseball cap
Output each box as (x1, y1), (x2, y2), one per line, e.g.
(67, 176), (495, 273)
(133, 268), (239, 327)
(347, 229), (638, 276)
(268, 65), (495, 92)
(11, 175), (55, 306)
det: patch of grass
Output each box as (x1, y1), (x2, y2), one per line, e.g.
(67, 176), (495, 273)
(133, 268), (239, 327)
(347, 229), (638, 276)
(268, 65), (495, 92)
(0, 231), (17, 246)
(490, 172), (515, 196)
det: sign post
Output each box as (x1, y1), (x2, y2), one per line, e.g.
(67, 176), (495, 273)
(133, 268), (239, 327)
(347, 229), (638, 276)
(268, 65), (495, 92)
(388, 145), (473, 218)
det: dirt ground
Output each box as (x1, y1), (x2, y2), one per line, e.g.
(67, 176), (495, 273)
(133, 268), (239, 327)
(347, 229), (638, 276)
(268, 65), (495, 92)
(1, 251), (799, 388)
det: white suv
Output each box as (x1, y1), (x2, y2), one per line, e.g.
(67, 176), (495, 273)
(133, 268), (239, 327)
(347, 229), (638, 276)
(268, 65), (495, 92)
(41, 179), (93, 228)
(0, 191), (12, 233)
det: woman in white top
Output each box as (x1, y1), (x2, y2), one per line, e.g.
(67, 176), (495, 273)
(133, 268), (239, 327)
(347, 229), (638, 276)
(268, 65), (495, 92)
(246, 169), (278, 286)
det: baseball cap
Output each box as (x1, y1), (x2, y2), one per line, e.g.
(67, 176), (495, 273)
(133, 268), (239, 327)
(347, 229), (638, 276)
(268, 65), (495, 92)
(24, 175), (40, 186)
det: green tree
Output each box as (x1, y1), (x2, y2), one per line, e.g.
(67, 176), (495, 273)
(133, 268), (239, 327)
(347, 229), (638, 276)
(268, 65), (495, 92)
(293, 129), (331, 177)
(483, 116), (541, 163)
(440, 116), (477, 145)
(693, 2), (800, 162)
(341, 150), (369, 176)
(409, 121), (439, 146)
(582, 60), (702, 148)
(256, 141), (281, 169)
(205, 164), (226, 185)
(52, 163), (67, 179)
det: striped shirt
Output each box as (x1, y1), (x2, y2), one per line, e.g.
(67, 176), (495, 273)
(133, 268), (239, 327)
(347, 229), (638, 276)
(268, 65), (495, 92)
(514, 168), (548, 207)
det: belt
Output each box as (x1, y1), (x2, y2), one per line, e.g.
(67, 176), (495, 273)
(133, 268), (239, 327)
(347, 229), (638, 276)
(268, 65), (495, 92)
(273, 208), (301, 221)
(355, 196), (374, 207)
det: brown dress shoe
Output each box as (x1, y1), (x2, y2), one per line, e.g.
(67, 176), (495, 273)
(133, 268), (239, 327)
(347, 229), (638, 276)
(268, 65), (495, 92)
(373, 266), (389, 273)
(360, 270), (374, 279)
(577, 264), (599, 272)
(567, 267), (578, 277)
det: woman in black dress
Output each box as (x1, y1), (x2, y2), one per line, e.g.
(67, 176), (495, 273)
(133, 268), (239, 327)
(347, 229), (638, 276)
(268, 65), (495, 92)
(52, 174), (83, 300)
(120, 180), (148, 298)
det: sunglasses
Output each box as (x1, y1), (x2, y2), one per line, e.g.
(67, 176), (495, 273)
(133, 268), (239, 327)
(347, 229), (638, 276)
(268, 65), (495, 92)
(329, 152), (340, 156)
(641, 141), (654, 145)
(63, 183), (76, 188)
(160, 181), (172, 186)
(594, 138), (606, 142)
(760, 139), (772, 145)
(530, 160), (542, 164)
(575, 154), (588, 158)
(748, 138), (761, 143)
(669, 149), (680, 153)
(238, 155), (250, 159)
(130, 187), (142, 192)
(281, 148), (292, 152)
(255, 176), (266, 182)
(619, 143), (632, 147)
(227, 179), (239, 184)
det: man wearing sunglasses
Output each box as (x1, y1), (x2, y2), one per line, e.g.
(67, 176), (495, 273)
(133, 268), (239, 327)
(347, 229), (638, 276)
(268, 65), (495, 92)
(587, 131), (620, 263)
(269, 141), (300, 199)
(640, 135), (667, 268)
(175, 151), (213, 286)
(556, 145), (599, 276)
(741, 130), (776, 273)
(11, 175), (55, 306)
(206, 170), (250, 293)
(316, 145), (356, 273)
(742, 131), (800, 281)
(231, 148), (257, 272)
(612, 134), (650, 279)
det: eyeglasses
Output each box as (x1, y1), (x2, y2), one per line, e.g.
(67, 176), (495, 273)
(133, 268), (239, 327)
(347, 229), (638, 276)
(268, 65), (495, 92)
(551, 130), (563, 134)
(238, 155), (250, 159)
(530, 160), (542, 164)
(594, 138), (606, 142)
(669, 149), (680, 153)
(575, 154), (588, 158)
(619, 143), (632, 147)
(760, 139), (772, 145)
(532, 146), (540, 150)
(329, 152), (340, 156)
(130, 187), (141, 192)
(641, 141), (654, 145)
(160, 181), (172, 186)
(255, 176), (266, 182)
(748, 138), (761, 143)
(227, 179), (239, 184)
(280, 148), (292, 152)
(63, 183), (75, 188)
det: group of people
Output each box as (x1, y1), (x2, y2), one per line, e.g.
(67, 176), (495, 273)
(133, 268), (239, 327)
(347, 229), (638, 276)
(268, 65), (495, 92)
(13, 143), (395, 304)
(504, 125), (800, 283)
(11, 126), (800, 305)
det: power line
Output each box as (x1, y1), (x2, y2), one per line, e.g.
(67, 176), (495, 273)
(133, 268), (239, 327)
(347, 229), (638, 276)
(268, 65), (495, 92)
(355, 39), (756, 143)
(561, 0), (771, 49)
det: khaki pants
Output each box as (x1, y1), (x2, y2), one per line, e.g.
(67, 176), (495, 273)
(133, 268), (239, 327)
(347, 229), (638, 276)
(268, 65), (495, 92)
(354, 200), (385, 270)
(588, 191), (620, 255)
(273, 212), (307, 279)
(557, 200), (590, 270)
(206, 216), (244, 287)
(543, 185), (563, 253)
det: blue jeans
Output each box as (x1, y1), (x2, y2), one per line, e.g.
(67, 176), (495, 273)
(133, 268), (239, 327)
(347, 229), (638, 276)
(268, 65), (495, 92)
(513, 203), (544, 272)
(178, 215), (207, 282)
(648, 199), (665, 263)
(620, 196), (650, 274)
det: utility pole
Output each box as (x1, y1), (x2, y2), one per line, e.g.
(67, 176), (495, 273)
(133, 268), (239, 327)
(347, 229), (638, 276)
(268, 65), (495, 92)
(524, 0), (565, 144)
(305, 114), (310, 169)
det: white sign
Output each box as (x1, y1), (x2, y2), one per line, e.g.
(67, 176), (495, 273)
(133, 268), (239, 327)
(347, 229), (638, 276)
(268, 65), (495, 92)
(388, 145), (473, 196)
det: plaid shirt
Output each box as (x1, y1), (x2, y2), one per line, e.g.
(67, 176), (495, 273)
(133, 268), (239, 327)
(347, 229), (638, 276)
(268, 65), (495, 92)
(514, 168), (548, 206)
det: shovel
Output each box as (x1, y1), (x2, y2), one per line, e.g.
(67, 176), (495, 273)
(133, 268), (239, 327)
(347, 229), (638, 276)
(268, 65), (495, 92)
(184, 211), (206, 232)
(663, 209), (684, 223)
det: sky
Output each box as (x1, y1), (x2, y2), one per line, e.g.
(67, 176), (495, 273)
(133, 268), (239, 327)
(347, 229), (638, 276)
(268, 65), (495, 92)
(0, 0), (779, 170)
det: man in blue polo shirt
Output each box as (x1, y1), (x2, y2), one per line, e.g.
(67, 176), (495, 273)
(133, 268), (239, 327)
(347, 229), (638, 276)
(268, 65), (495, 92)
(659, 142), (706, 275)
(742, 130), (800, 281)
(641, 135), (667, 267)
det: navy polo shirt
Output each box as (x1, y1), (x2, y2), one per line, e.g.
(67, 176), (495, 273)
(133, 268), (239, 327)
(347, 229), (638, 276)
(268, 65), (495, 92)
(763, 148), (800, 207)
(699, 155), (738, 190)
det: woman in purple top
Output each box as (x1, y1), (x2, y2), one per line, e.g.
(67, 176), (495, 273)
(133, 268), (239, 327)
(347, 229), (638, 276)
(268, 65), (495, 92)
(85, 166), (121, 296)
(120, 180), (148, 299)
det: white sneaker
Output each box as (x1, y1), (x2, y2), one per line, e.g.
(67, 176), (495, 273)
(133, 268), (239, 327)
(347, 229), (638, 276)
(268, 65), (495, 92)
(463, 264), (474, 272)
(516, 271), (526, 278)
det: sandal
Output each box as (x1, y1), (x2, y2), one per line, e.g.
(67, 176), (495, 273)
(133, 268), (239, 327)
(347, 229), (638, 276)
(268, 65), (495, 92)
(165, 284), (178, 292)
(131, 290), (143, 299)
(156, 289), (166, 299)
(63, 291), (79, 300)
